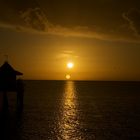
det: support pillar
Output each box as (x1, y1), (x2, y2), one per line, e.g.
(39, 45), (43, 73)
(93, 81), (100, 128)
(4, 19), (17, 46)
(2, 91), (9, 111)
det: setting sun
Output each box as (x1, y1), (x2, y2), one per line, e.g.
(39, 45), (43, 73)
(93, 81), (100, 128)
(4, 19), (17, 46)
(66, 74), (71, 80)
(67, 62), (74, 69)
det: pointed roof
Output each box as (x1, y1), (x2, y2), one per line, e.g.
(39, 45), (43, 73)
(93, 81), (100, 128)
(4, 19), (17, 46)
(0, 61), (23, 75)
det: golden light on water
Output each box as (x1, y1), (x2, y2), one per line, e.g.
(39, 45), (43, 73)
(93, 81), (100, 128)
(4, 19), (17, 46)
(58, 81), (80, 139)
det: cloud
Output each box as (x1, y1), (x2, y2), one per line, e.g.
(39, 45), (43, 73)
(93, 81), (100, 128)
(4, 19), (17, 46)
(19, 8), (51, 31)
(19, 7), (108, 39)
(56, 50), (79, 60)
(0, 7), (108, 40)
(123, 9), (140, 37)
(0, 5), (140, 43)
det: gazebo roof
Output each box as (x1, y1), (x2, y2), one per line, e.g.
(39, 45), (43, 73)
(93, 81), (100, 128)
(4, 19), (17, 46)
(0, 61), (23, 75)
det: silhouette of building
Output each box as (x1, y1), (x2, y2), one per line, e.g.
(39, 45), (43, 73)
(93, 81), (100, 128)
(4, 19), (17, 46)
(0, 61), (23, 91)
(0, 61), (24, 111)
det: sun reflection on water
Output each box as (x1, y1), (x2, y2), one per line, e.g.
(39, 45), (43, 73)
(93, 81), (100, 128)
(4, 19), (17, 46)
(58, 81), (81, 140)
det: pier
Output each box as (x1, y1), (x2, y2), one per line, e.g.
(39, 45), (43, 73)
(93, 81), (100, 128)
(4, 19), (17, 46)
(0, 61), (24, 112)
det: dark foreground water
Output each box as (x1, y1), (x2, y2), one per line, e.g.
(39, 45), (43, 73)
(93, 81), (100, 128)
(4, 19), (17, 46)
(0, 81), (140, 140)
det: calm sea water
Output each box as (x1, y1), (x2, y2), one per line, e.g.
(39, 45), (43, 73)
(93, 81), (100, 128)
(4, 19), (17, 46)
(0, 80), (140, 140)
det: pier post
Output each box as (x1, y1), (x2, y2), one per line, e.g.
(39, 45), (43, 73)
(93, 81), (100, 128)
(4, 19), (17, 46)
(2, 91), (9, 111)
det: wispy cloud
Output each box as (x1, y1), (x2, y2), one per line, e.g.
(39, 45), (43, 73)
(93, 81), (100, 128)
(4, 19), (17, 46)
(56, 50), (79, 60)
(122, 9), (140, 37)
(0, 6), (140, 43)
(20, 7), (51, 31)
(0, 7), (109, 40)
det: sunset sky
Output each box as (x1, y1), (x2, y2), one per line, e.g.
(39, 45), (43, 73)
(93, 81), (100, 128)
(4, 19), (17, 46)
(0, 0), (140, 80)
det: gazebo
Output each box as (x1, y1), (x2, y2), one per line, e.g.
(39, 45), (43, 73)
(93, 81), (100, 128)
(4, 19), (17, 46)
(0, 61), (24, 111)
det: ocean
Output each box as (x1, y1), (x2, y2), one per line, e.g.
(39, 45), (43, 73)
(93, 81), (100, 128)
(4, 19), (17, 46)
(0, 80), (140, 140)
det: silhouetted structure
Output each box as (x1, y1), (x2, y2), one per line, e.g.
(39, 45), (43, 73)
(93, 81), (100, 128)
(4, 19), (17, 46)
(0, 61), (24, 112)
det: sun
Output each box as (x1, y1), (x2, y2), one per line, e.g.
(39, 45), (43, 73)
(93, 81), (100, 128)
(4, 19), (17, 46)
(66, 74), (71, 80)
(67, 62), (74, 69)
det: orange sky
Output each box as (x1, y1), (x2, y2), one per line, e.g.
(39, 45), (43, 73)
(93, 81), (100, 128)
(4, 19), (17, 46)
(0, 0), (140, 80)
